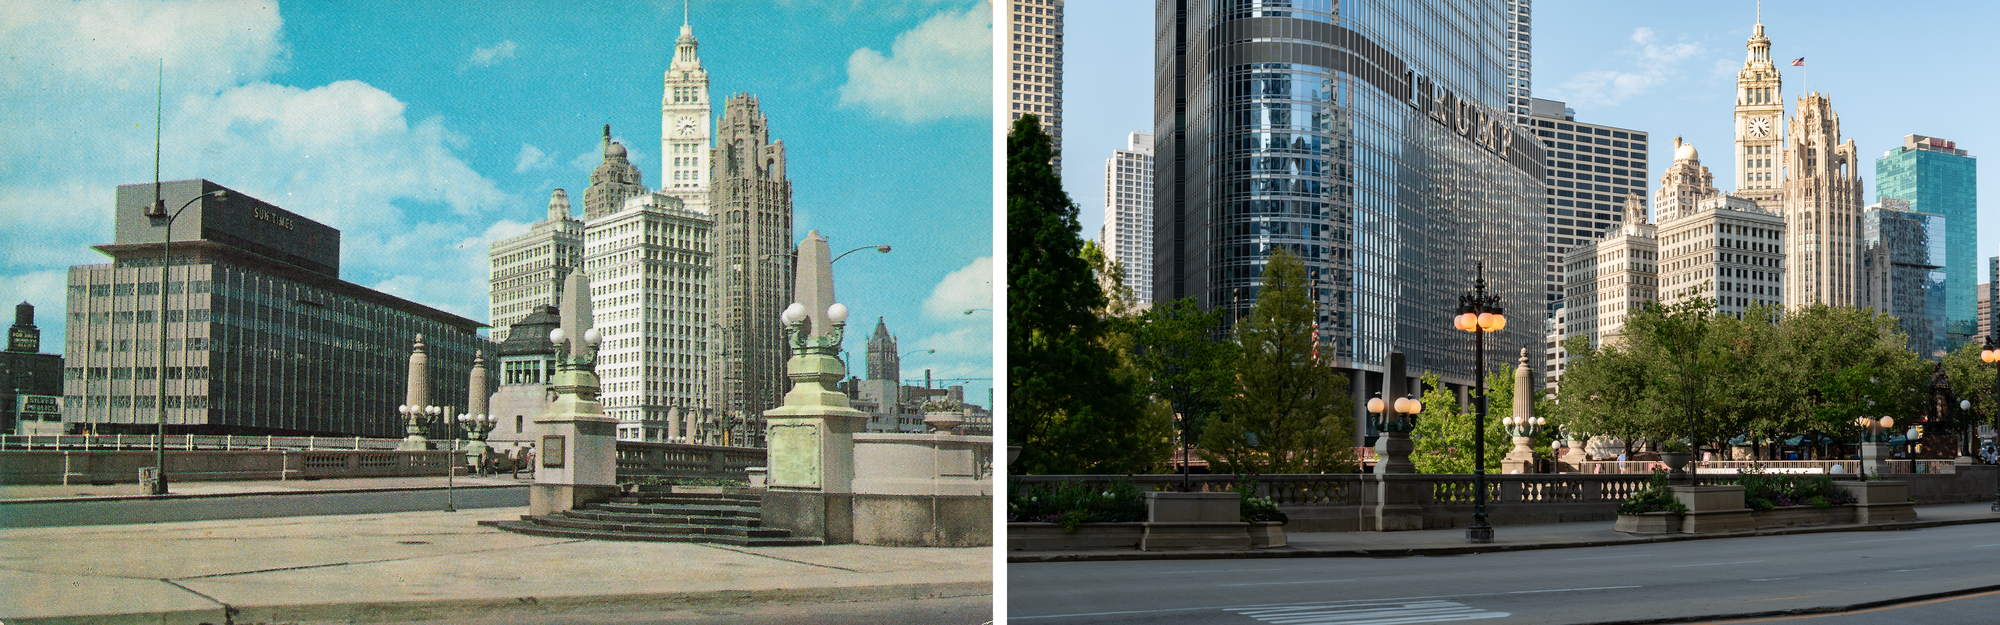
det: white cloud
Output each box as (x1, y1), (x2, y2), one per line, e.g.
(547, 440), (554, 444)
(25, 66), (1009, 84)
(837, 3), (991, 123)
(1546, 27), (1703, 110)
(515, 143), (552, 173)
(467, 40), (518, 67)
(922, 257), (993, 318)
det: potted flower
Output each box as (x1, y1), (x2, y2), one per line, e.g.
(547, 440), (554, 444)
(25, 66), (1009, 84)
(1658, 440), (1693, 475)
(1239, 488), (1289, 548)
(1613, 470), (1688, 534)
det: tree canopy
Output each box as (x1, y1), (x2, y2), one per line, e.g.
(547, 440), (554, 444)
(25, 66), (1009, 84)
(1200, 248), (1358, 474)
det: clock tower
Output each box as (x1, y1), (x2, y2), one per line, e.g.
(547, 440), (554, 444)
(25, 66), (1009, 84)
(661, 16), (712, 214)
(1734, 14), (1783, 207)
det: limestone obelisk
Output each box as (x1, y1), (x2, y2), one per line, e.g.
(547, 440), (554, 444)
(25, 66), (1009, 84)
(530, 266), (622, 516)
(761, 230), (868, 542)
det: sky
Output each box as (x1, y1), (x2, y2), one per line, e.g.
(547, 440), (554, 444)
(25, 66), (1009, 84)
(1062, 0), (2000, 300)
(0, 0), (994, 404)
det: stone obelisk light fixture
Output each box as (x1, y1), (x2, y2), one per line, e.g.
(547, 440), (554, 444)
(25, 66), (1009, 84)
(530, 266), (621, 516)
(1501, 348), (1544, 474)
(397, 335), (443, 451)
(460, 352), (497, 469)
(761, 230), (870, 543)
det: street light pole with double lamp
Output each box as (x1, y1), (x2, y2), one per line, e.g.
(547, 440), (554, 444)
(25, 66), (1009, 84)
(1452, 262), (1506, 543)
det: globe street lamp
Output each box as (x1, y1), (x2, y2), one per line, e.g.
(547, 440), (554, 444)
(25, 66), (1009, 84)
(1982, 338), (2000, 512)
(459, 413), (498, 472)
(1452, 261), (1506, 543)
(1367, 391), (1421, 473)
(143, 187), (226, 495)
(398, 404), (443, 448)
(830, 244), (891, 264)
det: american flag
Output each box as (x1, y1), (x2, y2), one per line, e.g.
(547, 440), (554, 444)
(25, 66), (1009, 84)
(1790, 57), (1805, 66)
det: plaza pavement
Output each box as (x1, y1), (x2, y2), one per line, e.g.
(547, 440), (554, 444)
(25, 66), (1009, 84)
(0, 477), (991, 625)
(1010, 501), (2000, 563)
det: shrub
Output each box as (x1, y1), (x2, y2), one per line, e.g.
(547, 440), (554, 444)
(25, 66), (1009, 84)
(1733, 468), (1854, 510)
(1618, 470), (1689, 515)
(1007, 479), (1146, 531)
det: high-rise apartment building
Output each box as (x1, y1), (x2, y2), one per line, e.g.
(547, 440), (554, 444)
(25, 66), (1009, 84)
(487, 189), (583, 344)
(1102, 132), (1155, 305)
(1778, 92), (1864, 309)
(66, 180), (482, 436)
(708, 94), (794, 446)
(1007, 0), (1062, 164)
(584, 190), (713, 443)
(1659, 194), (1787, 319)
(1526, 98), (1650, 314)
(1562, 195), (1658, 348)
(1504, 0), (1533, 125)
(661, 20), (713, 215)
(1876, 134), (1976, 341)
(1860, 200), (1947, 357)
(1155, 0), (1549, 441)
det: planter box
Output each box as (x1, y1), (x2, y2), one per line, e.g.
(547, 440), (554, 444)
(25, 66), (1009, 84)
(1752, 504), (1854, 529)
(1835, 480), (1916, 523)
(1248, 521), (1287, 548)
(1614, 511), (1682, 534)
(1007, 522), (1143, 551)
(1141, 521), (1250, 551)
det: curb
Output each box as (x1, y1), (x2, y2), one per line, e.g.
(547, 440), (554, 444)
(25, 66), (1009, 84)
(0, 482), (529, 506)
(1008, 514), (2000, 563)
(0, 579), (992, 625)
(1566, 584), (2000, 625)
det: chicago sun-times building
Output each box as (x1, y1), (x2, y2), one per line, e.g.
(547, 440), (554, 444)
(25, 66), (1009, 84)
(1155, 0), (1547, 441)
(63, 180), (482, 437)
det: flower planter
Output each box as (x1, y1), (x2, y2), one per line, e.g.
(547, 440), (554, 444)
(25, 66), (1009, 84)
(1248, 521), (1287, 548)
(1834, 480), (1916, 523)
(1752, 504), (1854, 529)
(1007, 522), (1144, 551)
(1614, 511), (1682, 534)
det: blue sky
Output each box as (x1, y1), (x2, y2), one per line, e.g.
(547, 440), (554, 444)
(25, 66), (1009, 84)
(1063, 1), (2000, 301)
(0, 0), (994, 403)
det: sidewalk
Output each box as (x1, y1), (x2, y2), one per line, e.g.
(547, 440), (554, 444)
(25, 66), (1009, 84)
(0, 474), (533, 503)
(1010, 501), (2000, 563)
(0, 505), (991, 624)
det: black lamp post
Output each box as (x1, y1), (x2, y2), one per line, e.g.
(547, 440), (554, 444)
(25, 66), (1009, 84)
(143, 187), (226, 496)
(1453, 262), (1506, 543)
(1980, 338), (2000, 512)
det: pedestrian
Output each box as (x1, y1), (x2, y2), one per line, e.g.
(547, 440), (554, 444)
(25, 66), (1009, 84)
(1617, 451), (1627, 473)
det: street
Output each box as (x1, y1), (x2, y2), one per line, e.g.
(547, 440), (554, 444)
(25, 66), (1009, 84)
(0, 485), (527, 527)
(1007, 523), (2000, 624)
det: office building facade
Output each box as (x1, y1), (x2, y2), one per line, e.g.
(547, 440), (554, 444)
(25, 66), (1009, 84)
(1526, 97), (1650, 314)
(65, 180), (483, 436)
(488, 189), (583, 344)
(1778, 92), (1864, 309)
(1008, 0), (1063, 163)
(1504, 0), (1533, 126)
(1875, 134), (1976, 341)
(1860, 201), (1947, 357)
(1658, 194), (1786, 319)
(585, 190), (714, 443)
(708, 94), (794, 445)
(1562, 195), (1657, 348)
(1154, 0), (1550, 439)
(1102, 132), (1156, 304)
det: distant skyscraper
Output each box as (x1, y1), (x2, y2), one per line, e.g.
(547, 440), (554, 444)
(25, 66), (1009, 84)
(1007, 0), (1062, 165)
(1526, 98), (1650, 314)
(865, 317), (899, 383)
(708, 94), (794, 445)
(661, 19), (713, 215)
(1155, 0), (1549, 443)
(1101, 132), (1154, 305)
(1860, 200), (1947, 357)
(488, 189), (583, 344)
(1979, 279), (1992, 346)
(584, 189), (713, 443)
(1876, 134), (1976, 340)
(1779, 92), (1865, 309)
(583, 125), (649, 221)
(1563, 195), (1658, 348)
(1505, 0), (1533, 126)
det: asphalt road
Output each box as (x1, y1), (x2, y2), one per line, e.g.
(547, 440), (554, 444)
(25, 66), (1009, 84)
(1685, 589), (2000, 624)
(0, 485), (528, 527)
(1007, 524), (2000, 624)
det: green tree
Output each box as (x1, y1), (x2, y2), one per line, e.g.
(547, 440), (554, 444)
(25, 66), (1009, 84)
(1551, 336), (1653, 452)
(1942, 341), (1998, 430)
(1201, 248), (1357, 474)
(1778, 304), (1927, 439)
(1007, 114), (1153, 474)
(1080, 239), (1136, 319)
(1621, 297), (1728, 448)
(1409, 372), (1518, 474)
(1127, 298), (1236, 456)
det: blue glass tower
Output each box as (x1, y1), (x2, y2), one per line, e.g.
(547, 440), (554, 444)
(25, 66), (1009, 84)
(1862, 204), (1947, 358)
(1876, 135), (1977, 341)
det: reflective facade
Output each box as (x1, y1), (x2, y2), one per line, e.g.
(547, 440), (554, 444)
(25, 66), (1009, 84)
(1875, 135), (1976, 340)
(1155, 0), (1548, 438)
(1862, 203), (1947, 358)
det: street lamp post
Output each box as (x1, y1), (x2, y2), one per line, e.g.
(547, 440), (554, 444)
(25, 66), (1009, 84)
(144, 188), (226, 495)
(1983, 338), (2000, 512)
(830, 244), (891, 264)
(1452, 262), (1506, 543)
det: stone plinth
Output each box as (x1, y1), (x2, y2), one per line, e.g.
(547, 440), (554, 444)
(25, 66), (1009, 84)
(1145, 491), (1238, 522)
(530, 365), (621, 516)
(1860, 442), (1892, 477)
(1373, 432), (1414, 474)
(849, 433), (993, 547)
(1835, 480), (1916, 523)
(1670, 485), (1755, 533)
(1502, 436), (1537, 474)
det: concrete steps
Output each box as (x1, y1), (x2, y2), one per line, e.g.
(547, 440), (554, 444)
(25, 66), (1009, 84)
(486, 491), (821, 547)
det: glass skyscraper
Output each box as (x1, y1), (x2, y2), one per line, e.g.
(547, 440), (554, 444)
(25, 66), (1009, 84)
(1862, 202), (1948, 358)
(1154, 0), (1547, 440)
(1876, 134), (1976, 340)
